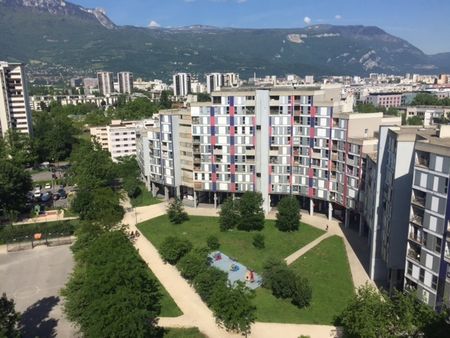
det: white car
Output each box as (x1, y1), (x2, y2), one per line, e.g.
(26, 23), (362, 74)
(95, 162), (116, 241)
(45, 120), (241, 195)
(33, 188), (41, 198)
(44, 183), (51, 189)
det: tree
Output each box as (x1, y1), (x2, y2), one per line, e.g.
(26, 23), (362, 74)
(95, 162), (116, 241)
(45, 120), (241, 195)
(338, 285), (394, 338)
(275, 196), (300, 232)
(71, 188), (124, 228)
(167, 198), (188, 224)
(3, 129), (37, 168)
(206, 235), (220, 250)
(62, 231), (161, 338)
(177, 247), (210, 280)
(159, 90), (172, 109)
(159, 236), (193, 264)
(407, 116), (423, 126)
(210, 282), (256, 335)
(193, 268), (228, 304)
(113, 97), (158, 120)
(252, 233), (265, 249)
(197, 93), (211, 102)
(219, 197), (240, 231)
(0, 160), (33, 218)
(291, 277), (312, 308)
(0, 293), (21, 338)
(237, 192), (265, 231)
(262, 259), (297, 299)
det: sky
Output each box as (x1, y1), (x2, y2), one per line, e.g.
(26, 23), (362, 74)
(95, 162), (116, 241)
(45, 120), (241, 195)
(75, 0), (450, 54)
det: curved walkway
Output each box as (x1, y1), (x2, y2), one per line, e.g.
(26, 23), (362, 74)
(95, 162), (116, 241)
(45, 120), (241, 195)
(122, 200), (369, 338)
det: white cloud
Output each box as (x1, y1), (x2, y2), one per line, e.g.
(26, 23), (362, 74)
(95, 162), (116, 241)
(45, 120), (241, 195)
(148, 20), (161, 28)
(335, 14), (342, 20)
(304, 16), (311, 25)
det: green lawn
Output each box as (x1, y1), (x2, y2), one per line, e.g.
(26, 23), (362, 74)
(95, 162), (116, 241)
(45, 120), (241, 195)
(138, 215), (325, 273)
(146, 266), (182, 317)
(254, 235), (354, 324)
(131, 184), (162, 207)
(162, 328), (205, 338)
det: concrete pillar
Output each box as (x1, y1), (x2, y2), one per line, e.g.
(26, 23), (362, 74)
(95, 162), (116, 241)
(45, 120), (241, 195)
(164, 186), (169, 201)
(214, 193), (218, 209)
(151, 183), (157, 197)
(309, 199), (314, 216)
(328, 202), (333, 221)
(176, 186), (181, 199)
(232, 193), (235, 201)
(345, 209), (350, 229)
(359, 215), (364, 237)
(193, 191), (198, 208)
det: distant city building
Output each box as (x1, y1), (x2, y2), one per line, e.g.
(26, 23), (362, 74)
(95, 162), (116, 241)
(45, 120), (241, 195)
(97, 71), (114, 96)
(70, 77), (83, 87)
(223, 73), (240, 87)
(0, 61), (33, 137)
(366, 92), (404, 108)
(118, 71), (134, 94)
(83, 77), (99, 95)
(206, 73), (224, 94)
(304, 75), (314, 84)
(30, 95), (118, 112)
(90, 120), (144, 162)
(173, 73), (191, 97)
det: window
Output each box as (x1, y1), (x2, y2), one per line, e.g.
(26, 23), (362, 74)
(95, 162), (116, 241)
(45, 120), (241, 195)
(436, 238), (442, 253)
(432, 275), (438, 290)
(419, 269), (425, 282)
(407, 261), (413, 275)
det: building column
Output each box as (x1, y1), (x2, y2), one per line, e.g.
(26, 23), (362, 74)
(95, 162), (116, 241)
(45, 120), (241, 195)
(359, 215), (364, 237)
(151, 183), (157, 198)
(176, 186), (181, 199)
(344, 209), (350, 228)
(309, 199), (314, 216)
(214, 193), (218, 209)
(193, 191), (198, 209)
(164, 186), (169, 202)
(232, 193), (235, 201)
(328, 202), (333, 221)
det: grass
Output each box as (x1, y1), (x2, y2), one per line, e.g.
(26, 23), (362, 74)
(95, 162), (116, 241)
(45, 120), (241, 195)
(253, 235), (354, 324)
(146, 266), (182, 317)
(131, 184), (162, 207)
(161, 328), (205, 338)
(138, 215), (325, 273)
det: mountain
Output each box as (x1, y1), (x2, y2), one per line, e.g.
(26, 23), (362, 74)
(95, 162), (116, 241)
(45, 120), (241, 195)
(0, 0), (449, 82)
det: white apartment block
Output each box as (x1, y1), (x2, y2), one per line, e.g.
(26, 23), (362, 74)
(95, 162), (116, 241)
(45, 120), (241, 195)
(90, 120), (151, 162)
(118, 72), (133, 94)
(206, 73), (224, 94)
(97, 71), (114, 96)
(30, 95), (118, 111)
(0, 61), (33, 137)
(173, 73), (191, 97)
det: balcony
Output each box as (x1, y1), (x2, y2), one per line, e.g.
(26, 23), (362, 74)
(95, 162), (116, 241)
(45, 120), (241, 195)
(410, 211), (424, 226)
(411, 195), (425, 208)
(409, 232), (423, 245)
(407, 248), (421, 262)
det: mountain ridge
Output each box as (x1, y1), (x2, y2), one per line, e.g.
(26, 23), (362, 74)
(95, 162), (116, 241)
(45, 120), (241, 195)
(0, 0), (449, 81)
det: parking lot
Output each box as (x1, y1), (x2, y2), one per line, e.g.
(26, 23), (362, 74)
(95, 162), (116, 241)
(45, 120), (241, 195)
(0, 245), (78, 337)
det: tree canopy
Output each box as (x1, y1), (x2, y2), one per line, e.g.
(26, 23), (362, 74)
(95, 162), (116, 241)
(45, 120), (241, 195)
(411, 93), (450, 106)
(0, 293), (21, 338)
(275, 196), (300, 232)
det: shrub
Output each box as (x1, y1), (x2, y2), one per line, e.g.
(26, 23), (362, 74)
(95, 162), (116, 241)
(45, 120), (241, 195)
(291, 277), (312, 308)
(167, 198), (189, 224)
(206, 235), (220, 250)
(193, 267), (228, 304)
(275, 196), (300, 232)
(237, 192), (265, 231)
(159, 236), (193, 265)
(219, 197), (240, 231)
(177, 247), (210, 281)
(262, 258), (296, 299)
(252, 233), (265, 249)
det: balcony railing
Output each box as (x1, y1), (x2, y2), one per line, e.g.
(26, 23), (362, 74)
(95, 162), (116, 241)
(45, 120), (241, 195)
(412, 196), (425, 207)
(408, 249), (421, 262)
(410, 215), (423, 226)
(409, 233), (423, 245)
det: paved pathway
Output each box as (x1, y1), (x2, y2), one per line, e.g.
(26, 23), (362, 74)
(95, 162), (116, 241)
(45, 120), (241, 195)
(124, 200), (342, 338)
(285, 232), (332, 265)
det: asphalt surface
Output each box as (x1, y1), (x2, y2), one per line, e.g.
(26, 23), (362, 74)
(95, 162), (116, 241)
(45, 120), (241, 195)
(0, 245), (78, 338)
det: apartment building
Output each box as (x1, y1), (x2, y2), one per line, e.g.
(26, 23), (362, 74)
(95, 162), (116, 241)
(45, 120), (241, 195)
(97, 71), (114, 96)
(173, 73), (191, 98)
(90, 120), (151, 162)
(223, 73), (240, 88)
(206, 73), (224, 94)
(118, 72), (134, 94)
(0, 61), (33, 137)
(406, 106), (450, 126)
(136, 110), (193, 200)
(366, 92), (404, 108)
(187, 87), (399, 215)
(30, 95), (118, 111)
(403, 125), (450, 310)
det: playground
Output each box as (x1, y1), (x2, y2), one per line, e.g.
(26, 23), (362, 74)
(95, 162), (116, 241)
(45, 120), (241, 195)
(209, 251), (262, 289)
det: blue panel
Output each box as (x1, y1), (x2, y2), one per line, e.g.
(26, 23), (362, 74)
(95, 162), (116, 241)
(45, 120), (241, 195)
(212, 182), (217, 192)
(309, 177), (314, 188)
(210, 106), (215, 117)
(228, 96), (234, 106)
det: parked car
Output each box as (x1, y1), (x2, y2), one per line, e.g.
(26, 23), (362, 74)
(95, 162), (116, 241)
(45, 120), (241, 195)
(33, 187), (41, 198)
(44, 183), (51, 189)
(53, 193), (60, 201)
(41, 192), (52, 203)
(58, 189), (67, 199)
